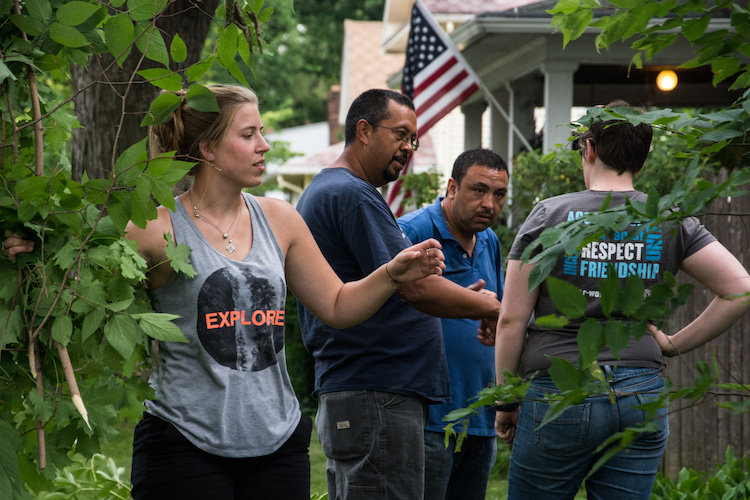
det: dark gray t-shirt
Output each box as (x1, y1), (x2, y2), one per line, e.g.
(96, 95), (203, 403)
(509, 190), (716, 376)
(147, 193), (300, 457)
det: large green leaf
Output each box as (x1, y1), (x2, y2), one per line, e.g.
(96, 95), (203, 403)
(151, 179), (176, 209)
(599, 272), (621, 317)
(186, 84), (220, 112)
(128, 0), (160, 21)
(114, 137), (148, 176)
(56, 1), (100, 26)
(104, 313), (140, 360)
(137, 68), (182, 91)
(132, 312), (188, 342)
(116, 239), (147, 280)
(155, 159), (196, 186)
(49, 22), (90, 48)
(186, 56), (215, 82)
(216, 26), (249, 85)
(682, 15), (710, 42)
(546, 276), (587, 319)
(164, 233), (196, 278)
(170, 32), (187, 63)
(547, 357), (581, 392)
(105, 13), (134, 67)
(51, 315), (73, 345)
(577, 318), (605, 367)
(14, 175), (50, 201)
(535, 314), (570, 329)
(24, 0), (52, 22)
(81, 308), (106, 343)
(106, 192), (133, 233)
(134, 22), (169, 67)
(140, 92), (181, 126)
(712, 56), (742, 86)
(0, 420), (23, 498)
(8, 14), (44, 37)
(620, 274), (644, 315)
(0, 307), (23, 346)
(604, 319), (630, 359)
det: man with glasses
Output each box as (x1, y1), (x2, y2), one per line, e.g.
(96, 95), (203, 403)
(296, 89), (501, 500)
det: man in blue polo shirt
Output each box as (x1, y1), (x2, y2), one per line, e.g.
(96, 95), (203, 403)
(398, 148), (509, 500)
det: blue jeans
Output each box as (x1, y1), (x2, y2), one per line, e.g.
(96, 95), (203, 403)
(423, 430), (497, 500)
(316, 390), (427, 500)
(508, 367), (669, 500)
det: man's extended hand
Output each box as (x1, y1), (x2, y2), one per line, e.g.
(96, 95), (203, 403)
(467, 279), (499, 345)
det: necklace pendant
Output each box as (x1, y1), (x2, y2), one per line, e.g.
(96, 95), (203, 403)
(226, 241), (236, 253)
(223, 233), (229, 239)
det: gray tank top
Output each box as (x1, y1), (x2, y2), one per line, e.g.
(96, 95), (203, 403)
(146, 193), (300, 458)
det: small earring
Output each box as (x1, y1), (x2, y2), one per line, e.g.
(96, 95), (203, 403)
(209, 156), (214, 161)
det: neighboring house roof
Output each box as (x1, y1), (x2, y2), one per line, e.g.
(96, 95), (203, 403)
(340, 20), (405, 124)
(281, 132), (437, 175)
(269, 18), (438, 201)
(422, 0), (542, 14)
(265, 122), (330, 160)
(382, 0), (543, 51)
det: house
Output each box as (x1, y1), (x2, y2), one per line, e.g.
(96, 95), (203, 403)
(383, 0), (741, 163)
(266, 20), (441, 206)
(381, 0), (748, 479)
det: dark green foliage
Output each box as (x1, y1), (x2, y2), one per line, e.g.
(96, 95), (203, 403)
(1, 0), (273, 494)
(284, 292), (316, 414)
(651, 446), (750, 499)
(213, 0), (386, 128)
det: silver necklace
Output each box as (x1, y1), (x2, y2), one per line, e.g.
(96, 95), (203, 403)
(188, 191), (242, 253)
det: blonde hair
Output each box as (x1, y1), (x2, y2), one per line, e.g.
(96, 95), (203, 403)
(148, 84), (259, 169)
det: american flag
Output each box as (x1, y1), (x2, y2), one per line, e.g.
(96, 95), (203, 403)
(387, 0), (481, 216)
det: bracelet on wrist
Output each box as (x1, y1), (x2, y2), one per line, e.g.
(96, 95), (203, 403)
(385, 262), (401, 291)
(495, 402), (519, 412)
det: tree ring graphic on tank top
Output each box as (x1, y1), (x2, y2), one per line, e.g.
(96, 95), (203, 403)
(196, 267), (285, 371)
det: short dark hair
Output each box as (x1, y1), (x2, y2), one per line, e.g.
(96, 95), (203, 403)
(579, 99), (653, 175)
(451, 148), (508, 185)
(344, 89), (415, 145)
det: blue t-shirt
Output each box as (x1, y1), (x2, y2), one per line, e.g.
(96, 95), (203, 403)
(295, 168), (450, 403)
(399, 197), (504, 437)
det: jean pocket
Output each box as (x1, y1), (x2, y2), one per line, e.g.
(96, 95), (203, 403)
(317, 391), (371, 460)
(635, 391), (669, 440)
(532, 401), (591, 456)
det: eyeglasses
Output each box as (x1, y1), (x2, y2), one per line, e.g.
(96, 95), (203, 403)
(371, 123), (420, 152)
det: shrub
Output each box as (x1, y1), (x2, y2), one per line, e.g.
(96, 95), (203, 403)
(651, 446), (750, 500)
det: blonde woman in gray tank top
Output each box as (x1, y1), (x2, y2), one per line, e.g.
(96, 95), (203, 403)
(40, 85), (444, 500)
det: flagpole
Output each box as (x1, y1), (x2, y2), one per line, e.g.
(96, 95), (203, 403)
(476, 81), (534, 152)
(414, 0), (535, 153)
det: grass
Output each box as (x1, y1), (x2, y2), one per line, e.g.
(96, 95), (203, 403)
(309, 427), (513, 499)
(102, 419), (587, 499)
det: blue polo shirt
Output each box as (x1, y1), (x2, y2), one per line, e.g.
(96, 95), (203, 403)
(398, 197), (504, 436)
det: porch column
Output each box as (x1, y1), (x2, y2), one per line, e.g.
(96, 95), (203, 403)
(461, 100), (486, 150)
(510, 74), (541, 155)
(541, 61), (578, 153)
(489, 86), (511, 164)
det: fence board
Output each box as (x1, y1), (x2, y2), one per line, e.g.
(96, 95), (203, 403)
(661, 169), (750, 477)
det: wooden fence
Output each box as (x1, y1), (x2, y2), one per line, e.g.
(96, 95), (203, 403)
(661, 169), (750, 477)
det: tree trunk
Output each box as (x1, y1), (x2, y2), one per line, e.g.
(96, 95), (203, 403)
(71, 0), (219, 181)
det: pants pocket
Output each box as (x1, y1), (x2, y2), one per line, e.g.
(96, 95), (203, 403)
(635, 391), (669, 440)
(317, 391), (371, 460)
(532, 400), (591, 456)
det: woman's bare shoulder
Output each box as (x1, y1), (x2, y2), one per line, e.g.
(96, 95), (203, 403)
(254, 196), (307, 248)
